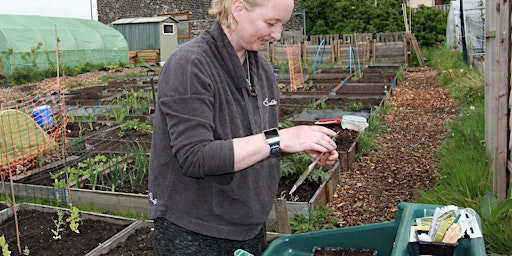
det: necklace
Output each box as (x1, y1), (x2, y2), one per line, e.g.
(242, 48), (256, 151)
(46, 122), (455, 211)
(246, 53), (255, 94)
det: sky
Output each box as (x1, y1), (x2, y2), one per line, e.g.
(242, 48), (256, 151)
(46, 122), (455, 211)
(1, 0), (98, 20)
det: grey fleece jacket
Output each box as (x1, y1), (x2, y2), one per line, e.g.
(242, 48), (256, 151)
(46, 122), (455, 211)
(148, 21), (281, 241)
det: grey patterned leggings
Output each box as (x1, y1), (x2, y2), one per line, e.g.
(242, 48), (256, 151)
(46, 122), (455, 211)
(153, 218), (266, 256)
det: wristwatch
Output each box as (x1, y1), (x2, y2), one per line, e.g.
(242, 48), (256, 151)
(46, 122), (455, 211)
(263, 128), (281, 155)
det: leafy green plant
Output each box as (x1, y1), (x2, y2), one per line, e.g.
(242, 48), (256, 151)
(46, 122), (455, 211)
(351, 72), (363, 81)
(23, 246), (30, 256)
(127, 147), (149, 192)
(280, 152), (312, 178)
(280, 151), (330, 197)
(120, 119), (153, 133)
(289, 205), (338, 234)
(51, 210), (65, 240)
(112, 89), (153, 115)
(0, 235), (10, 256)
(51, 155), (114, 189)
(112, 108), (128, 122)
(52, 178), (67, 189)
(104, 63), (122, 73)
(318, 99), (327, 110)
(66, 206), (82, 234)
(80, 115), (98, 131)
(343, 101), (363, 111)
(102, 160), (128, 192)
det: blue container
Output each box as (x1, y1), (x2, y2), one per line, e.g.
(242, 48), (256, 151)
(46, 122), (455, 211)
(32, 105), (54, 127)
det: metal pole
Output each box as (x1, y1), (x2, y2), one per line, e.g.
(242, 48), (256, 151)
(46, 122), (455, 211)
(302, 10), (306, 36)
(292, 11), (307, 37)
(90, 0), (93, 20)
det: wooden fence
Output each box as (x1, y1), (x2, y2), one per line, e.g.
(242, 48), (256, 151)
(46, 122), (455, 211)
(260, 32), (408, 66)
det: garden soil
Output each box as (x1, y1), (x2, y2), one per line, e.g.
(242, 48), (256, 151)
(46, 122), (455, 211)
(0, 66), (457, 254)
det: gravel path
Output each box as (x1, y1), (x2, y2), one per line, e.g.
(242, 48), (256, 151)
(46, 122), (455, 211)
(329, 67), (458, 227)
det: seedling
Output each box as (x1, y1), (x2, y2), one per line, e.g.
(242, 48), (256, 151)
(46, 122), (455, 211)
(0, 235), (10, 256)
(23, 246), (30, 256)
(51, 210), (65, 240)
(66, 206), (82, 234)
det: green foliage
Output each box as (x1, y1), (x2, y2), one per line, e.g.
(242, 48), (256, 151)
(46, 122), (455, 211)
(120, 119), (153, 133)
(410, 6), (449, 47)
(1, 40), (144, 86)
(280, 152), (312, 178)
(415, 48), (511, 255)
(301, 0), (404, 36)
(343, 101), (363, 111)
(280, 152), (328, 181)
(479, 193), (512, 254)
(356, 105), (389, 159)
(0, 235), (10, 256)
(127, 145), (149, 192)
(51, 210), (66, 240)
(112, 89), (154, 115)
(23, 246), (30, 256)
(289, 205), (338, 234)
(66, 206), (82, 234)
(299, 0), (447, 47)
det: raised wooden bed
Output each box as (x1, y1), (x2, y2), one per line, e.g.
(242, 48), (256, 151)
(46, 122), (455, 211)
(339, 138), (358, 170)
(0, 203), (141, 256)
(2, 160), (341, 230)
(268, 162), (340, 225)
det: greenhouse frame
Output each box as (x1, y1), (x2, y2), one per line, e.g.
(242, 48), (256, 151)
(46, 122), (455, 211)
(0, 14), (128, 77)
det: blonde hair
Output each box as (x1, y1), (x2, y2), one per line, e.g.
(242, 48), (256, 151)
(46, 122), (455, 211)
(209, 0), (267, 32)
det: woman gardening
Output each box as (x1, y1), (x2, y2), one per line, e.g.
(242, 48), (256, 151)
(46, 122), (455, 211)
(148, 0), (339, 255)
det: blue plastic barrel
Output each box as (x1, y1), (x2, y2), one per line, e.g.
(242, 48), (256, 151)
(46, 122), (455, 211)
(32, 105), (54, 127)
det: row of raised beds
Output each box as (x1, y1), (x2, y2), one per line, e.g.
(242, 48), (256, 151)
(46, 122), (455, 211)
(1, 65), (402, 255)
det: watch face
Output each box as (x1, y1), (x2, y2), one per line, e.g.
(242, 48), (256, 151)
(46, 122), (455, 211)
(265, 128), (279, 137)
(265, 128), (281, 155)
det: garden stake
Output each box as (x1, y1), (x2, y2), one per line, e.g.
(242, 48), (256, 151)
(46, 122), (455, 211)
(146, 69), (156, 110)
(289, 122), (340, 195)
(289, 151), (324, 195)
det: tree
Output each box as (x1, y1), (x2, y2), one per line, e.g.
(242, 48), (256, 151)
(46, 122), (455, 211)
(299, 0), (447, 46)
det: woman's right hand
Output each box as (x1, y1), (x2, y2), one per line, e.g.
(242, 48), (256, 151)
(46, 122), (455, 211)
(278, 125), (338, 157)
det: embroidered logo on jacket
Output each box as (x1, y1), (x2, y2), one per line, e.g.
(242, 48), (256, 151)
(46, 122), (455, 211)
(263, 98), (277, 107)
(148, 192), (158, 205)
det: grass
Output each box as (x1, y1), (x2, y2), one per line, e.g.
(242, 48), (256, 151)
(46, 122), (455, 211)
(356, 104), (390, 159)
(415, 47), (512, 255)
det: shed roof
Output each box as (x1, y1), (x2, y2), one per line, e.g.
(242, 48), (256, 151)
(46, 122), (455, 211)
(112, 16), (179, 25)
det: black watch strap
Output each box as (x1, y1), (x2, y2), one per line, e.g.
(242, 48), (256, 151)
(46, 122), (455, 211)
(263, 128), (281, 155)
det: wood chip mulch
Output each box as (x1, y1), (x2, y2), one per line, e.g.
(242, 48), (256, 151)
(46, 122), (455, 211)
(329, 66), (458, 227)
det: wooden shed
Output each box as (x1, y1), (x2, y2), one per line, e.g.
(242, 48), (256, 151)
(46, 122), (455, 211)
(112, 16), (179, 65)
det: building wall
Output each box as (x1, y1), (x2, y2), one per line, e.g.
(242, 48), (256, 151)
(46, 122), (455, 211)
(97, 0), (305, 37)
(409, 0), (434, 8)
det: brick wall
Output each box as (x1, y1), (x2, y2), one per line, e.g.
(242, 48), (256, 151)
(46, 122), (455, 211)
(98, 0), (304, 37)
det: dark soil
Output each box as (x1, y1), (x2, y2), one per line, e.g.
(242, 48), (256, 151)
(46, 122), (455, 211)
(65, 121), (116, 138)
(101, 224), (154, 256)
(0, 209), (129, 256)
(313, 247), (377, 256)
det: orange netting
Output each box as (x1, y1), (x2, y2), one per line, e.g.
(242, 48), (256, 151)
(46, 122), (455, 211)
(0, 81), (68, 176)
(286, 43), (304, 92)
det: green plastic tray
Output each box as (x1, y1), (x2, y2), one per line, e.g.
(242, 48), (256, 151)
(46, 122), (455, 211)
(262, 202), (486, 256)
